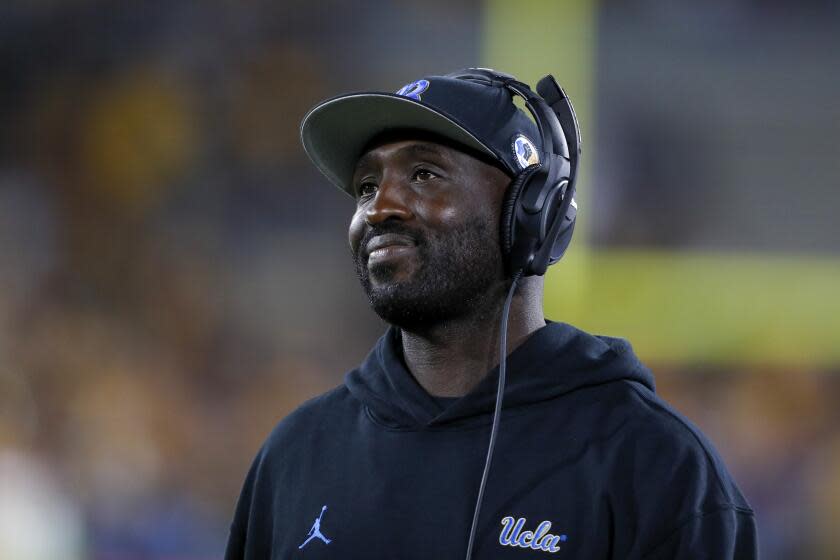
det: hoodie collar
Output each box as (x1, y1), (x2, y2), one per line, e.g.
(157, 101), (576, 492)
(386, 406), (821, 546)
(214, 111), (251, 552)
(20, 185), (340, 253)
(345, 321), (655, 430)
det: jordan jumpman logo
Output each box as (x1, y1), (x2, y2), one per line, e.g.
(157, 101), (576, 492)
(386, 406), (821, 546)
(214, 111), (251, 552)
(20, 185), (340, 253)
(299, 505), (332, 549)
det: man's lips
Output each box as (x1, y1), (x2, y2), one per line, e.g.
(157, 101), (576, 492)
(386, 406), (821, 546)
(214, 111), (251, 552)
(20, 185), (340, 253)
(365, 233), (417, 263)
(366, 233), (416, 255)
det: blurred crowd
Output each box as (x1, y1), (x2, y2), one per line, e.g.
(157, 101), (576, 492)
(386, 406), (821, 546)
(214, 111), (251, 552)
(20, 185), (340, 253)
(1, 1), (838, 559)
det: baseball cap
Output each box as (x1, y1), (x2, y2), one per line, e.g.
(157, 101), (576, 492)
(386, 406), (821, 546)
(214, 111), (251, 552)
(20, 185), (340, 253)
(300, 70), (543, 196)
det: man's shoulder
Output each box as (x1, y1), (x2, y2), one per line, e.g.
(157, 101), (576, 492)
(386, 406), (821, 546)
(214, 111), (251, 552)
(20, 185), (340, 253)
(584, 378), (711, 449)
(616, 380), (721, 458)
(595, 380), (756, 556)
(598, 379), (751, 510)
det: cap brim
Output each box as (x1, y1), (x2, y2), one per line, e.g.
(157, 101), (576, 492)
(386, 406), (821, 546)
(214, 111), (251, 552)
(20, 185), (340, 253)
(300, 93), (498, 196)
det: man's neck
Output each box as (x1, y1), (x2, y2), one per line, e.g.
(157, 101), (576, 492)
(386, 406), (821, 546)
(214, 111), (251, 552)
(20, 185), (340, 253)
(399, 280), (546, 398)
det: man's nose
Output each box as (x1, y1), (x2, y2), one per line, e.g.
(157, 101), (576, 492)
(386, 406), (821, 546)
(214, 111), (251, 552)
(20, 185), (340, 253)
(365, 176), (414, 225)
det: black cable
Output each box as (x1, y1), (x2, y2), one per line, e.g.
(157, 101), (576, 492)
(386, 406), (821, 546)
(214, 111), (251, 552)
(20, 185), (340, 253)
(464, 270), (523, 560)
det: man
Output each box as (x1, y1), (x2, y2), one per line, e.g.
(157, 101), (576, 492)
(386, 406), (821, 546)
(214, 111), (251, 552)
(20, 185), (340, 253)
(225, 69), (757, 559)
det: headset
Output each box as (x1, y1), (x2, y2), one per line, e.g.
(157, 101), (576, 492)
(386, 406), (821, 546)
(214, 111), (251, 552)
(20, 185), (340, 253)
(445, 69), (582, 560)
(447, 68), (582, 277)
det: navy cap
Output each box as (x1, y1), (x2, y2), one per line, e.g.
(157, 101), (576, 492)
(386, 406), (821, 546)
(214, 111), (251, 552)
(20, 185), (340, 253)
(300, 71), (542, 196)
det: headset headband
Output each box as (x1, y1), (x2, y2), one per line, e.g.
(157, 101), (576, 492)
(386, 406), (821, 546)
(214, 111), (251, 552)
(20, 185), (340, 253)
(448, 68), (582, 276)
(446, 69), (578, 164)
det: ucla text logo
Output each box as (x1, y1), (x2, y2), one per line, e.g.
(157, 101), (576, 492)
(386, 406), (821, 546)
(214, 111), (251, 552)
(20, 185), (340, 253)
(499, 516), (568, 554)
(395, 79), (430, 101)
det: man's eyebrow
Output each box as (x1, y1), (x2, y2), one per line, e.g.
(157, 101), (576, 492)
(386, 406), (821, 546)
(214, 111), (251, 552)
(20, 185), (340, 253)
(354, 142), (450, 175)
(354, 152), (377, 175)
(397, 142), (449, 161)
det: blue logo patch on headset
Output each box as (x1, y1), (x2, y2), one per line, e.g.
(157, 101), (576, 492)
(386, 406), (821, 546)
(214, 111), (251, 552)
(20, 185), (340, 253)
(512, 134), (540, 170)
(395, 79), (430, 101)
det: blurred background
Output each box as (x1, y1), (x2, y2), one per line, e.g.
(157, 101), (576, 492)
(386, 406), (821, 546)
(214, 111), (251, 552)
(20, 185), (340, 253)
(1, 0), (838, 558)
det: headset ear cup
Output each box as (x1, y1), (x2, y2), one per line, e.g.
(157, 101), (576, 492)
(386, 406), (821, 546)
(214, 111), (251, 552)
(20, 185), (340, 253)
(500, 165), (539, 257)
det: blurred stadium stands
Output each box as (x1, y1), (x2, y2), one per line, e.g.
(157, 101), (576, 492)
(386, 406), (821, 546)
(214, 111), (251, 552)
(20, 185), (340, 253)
(1, 0), (838, 558)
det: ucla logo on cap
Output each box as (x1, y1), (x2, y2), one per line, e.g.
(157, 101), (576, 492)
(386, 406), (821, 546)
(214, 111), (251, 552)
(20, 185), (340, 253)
(512, 134), (540, 170)
(395, 79), (430, 101)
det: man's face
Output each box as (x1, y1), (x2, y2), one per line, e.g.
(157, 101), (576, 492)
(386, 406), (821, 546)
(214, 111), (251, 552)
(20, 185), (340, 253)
(348, 137), (511, 329)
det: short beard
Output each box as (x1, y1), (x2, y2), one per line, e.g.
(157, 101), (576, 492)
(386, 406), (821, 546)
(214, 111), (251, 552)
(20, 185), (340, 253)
(354, 218), (505, 331)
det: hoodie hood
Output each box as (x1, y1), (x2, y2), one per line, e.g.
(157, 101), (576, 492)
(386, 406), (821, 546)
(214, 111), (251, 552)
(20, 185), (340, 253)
(345, 321), (655, 430)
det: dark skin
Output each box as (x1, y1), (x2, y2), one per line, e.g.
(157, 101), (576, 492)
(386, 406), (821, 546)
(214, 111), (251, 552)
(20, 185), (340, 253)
(349, 138), (546, 397)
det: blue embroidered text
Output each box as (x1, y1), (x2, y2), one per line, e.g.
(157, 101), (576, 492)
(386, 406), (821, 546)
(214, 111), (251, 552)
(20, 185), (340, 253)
(499, 516), (567, 553)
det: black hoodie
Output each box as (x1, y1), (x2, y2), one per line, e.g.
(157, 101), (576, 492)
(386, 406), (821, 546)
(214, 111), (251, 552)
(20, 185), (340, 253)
(225, 322), (757, 559)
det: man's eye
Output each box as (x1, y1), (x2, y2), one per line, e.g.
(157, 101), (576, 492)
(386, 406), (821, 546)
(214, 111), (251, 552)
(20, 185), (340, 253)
(357, 182), (377, 198)
(413, 169), (437, 182)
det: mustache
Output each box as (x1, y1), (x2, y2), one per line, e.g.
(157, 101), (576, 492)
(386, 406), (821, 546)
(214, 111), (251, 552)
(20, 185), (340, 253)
(356, 222), (423, 259)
